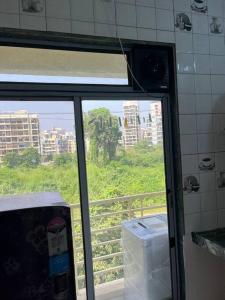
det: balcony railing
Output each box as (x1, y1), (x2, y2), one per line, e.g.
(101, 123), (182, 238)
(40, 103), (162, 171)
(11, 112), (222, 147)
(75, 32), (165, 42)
(70, 191), (167, 295)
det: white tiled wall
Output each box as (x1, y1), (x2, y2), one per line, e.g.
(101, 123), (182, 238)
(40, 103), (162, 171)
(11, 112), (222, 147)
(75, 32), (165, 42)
(1, 0), (225, 299)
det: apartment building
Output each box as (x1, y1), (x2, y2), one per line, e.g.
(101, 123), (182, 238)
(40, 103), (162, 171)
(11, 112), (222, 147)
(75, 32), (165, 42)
(41, 128), (76, 157)
(0, 110), (40, 162)
(122, 101), (141, 149)
(149, 101), (163, 145)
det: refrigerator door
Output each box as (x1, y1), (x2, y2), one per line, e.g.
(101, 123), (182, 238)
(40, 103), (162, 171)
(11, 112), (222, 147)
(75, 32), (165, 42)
(0, 201), (76, 300)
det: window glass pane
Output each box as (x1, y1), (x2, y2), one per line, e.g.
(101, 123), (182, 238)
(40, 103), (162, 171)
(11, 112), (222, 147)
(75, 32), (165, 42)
(0, 101), (86, 300)
(0, 47), (128, 85)
(82, 99), (172, 300)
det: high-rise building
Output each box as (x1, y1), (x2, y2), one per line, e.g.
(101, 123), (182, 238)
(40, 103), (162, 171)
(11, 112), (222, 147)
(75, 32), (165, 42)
(149, 101), (163, 145)
(0, 110), (40, 162)
(41, 128), (76, 157)
(123, 101), (141, 148)
(41, 130), (57, 157)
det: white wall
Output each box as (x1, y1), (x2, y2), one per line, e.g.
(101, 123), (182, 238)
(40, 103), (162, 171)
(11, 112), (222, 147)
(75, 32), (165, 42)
(1, 0), (225, 299)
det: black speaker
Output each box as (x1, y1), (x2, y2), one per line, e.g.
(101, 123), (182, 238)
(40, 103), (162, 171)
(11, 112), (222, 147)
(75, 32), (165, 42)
(131, 47), (170, 92)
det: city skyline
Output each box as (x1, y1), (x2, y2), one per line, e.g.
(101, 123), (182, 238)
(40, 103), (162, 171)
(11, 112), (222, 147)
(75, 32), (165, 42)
(0, 101), (163, 161)
(0, 100), (159, 131)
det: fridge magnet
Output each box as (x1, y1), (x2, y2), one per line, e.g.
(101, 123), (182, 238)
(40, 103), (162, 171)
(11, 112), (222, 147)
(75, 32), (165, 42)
(21, 0), (44, 13)
(183, 175), (200, 193)
(210, 17), (223, 34)
(199, 157), (215, 171)
(218, 171), (225, 188)
(175, 13), (192, 32)
(191, 0), (207, 13)
(26, 225), (48, 255)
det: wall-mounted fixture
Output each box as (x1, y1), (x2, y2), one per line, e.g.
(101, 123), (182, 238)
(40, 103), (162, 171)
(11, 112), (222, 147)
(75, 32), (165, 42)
(184, 176), (200, 193)
(131, 47), (170, 92)
(191, 0), (207, 13)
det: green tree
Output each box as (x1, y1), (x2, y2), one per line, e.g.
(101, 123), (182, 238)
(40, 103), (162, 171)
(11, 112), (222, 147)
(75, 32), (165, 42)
(2, 152), (21, 168)
(21, 148), (41, 168)
(84, 108), (121, 163)
(54, 153), (73, 166)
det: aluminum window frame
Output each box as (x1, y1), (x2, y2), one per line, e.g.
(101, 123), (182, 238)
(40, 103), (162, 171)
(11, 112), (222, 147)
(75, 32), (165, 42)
(0, 33), (183, 300)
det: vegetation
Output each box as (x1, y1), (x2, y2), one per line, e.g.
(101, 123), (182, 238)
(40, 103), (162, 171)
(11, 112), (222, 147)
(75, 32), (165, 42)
(84, 108), (121, 163)
(0, 108), (166, 289)
(3, 148), (40, 168)
(0, 144), (165, 200)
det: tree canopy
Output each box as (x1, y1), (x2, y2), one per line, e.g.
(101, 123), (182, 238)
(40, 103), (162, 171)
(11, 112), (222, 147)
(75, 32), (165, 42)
(84, 108), (121, 163)
(2, 148), (40, 168)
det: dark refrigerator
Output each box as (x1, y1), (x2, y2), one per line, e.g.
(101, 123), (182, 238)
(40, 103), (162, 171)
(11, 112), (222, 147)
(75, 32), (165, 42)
(0, 192), (77, 300)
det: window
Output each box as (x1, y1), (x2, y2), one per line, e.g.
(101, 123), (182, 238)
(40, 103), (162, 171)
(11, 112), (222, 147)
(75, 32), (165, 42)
(0, 46), (128, 85)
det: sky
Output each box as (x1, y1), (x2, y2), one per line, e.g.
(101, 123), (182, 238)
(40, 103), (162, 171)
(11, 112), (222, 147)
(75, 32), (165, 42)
(0, 99), (159, 132)
(0, 76), (159, 132)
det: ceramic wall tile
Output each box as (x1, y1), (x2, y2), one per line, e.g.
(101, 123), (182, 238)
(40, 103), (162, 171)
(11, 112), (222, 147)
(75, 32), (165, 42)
(156, 0), (173, 10)
(217, 190), (225, 209)
(137, 28), (156, 41)
(185, 213), (201, 234)
(196, 114), (214, 134)
(94, 0), (116, 24)
(156, 9), (174, 31)
(209, 36), (225, 55)
(46, 0), (70, 19)
(211, 76), (225, 94)
(208, 16), (224, 35)
(179, 94), (196, 114)
(200, 192), (217, 211)
(207, 0), (224, 18)
(192, 14), (209, 35)
(182, 154), (199, 174)
(218, 209), (225, 227)
(20, 15), (46, 30)
(177, 53), (194, 74)
(71, 0), (94, 22)
(214, 114), (225, 134)
(95, 23), (117, 37)
(20, 0), (45, 16)
(215, 133), (225, 152)
(201, 211), (218, 231)
(195, 75), (211, 94)
(47, 18), (71, 33)
(116, 3), (136, 27)
(215, 152), (225, 172)
(184, 194), (201, 214)
(175, 31), (193, 53)
(212, 95), (225, 113)
(136, 6), (156, 29)
(196, 95), (212, 114)
(175, 12), (192, 33)
(194, 54), (210, 75)
(0, 0), (19, 14)
(193, 34), (210, 54)
(72, 21), (94, 35)
(198, 153), (216, 172)
(190, 0), (208, 14)
(178, 74), (195, 94)
(180, 134), (198, 154)
(179, 114), (197, 134)
(117, 25), (137, 39)
(174, 0), (191, 12)
(210, 56), (225, 75)
(136, 0), (155, 7)
(200, 173), (216, 192)
(197, 133), (215, 153)
(156, 30), (175, 43)
(116, 0), (135, 4)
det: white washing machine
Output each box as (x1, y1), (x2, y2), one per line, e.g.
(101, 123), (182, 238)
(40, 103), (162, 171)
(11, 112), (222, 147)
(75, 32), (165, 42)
(122, 214), (171, 300)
